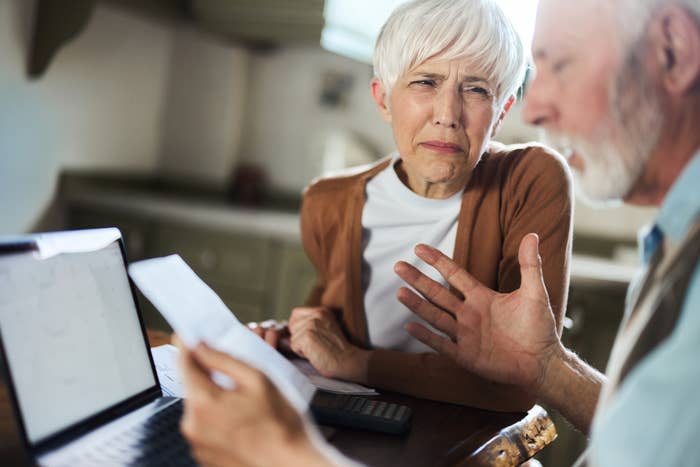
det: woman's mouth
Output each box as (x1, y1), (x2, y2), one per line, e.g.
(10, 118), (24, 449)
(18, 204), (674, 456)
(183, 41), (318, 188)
(420, 141), (463, 154)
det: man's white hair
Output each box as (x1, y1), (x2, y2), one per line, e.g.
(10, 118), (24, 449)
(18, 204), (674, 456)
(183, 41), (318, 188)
(373, 0), (527, 109)
(616, 0), (700, 45)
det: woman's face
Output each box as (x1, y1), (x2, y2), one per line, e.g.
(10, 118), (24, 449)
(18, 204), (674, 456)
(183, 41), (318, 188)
(372, 57), (510, 198)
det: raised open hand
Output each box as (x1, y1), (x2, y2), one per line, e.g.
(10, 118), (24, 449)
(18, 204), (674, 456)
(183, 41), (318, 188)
(394, 233), (564, 394)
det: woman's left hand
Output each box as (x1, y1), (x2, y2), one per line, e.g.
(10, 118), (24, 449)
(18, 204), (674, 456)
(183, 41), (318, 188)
(288, 307), (370, 383)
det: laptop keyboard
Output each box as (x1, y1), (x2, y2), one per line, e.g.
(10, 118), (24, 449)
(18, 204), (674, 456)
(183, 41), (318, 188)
(55, 399), (197, 467)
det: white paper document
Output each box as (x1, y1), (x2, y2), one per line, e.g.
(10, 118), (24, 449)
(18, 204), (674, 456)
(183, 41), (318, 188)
(129, 254), (316, 413)
(290, 359), (378, 396)
(150, 344), (184, 398)
(150, 344), (379, 399)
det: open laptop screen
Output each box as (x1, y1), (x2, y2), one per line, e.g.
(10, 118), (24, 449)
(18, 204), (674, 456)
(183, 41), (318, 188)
(0, 234), (157, 444)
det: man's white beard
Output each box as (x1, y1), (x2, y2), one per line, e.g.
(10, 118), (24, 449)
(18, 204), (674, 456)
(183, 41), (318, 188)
(545, 48), (662, 205)
(550, 130), (647, 205)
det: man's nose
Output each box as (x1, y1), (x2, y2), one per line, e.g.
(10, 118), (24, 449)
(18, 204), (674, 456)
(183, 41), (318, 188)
(522, 72), (556, 127)
(433, 88), (462, 129)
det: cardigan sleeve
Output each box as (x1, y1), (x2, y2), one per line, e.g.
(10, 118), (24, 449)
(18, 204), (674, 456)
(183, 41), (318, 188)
(367, 147), (572, 410)
(498, 146), (573, 333)
(299, 189), (326, 307)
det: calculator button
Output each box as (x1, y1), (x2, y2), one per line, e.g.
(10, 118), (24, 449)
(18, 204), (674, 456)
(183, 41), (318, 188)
(361, 401), (376, 415)
(373, 402), (388, 416)
(351, 398), (366, 412)
(394, 405), (407, 420)
(384, 404), (398, 419)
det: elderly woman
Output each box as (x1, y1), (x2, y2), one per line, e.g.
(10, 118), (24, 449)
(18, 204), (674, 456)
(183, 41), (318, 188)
(252, 0), (572, 412)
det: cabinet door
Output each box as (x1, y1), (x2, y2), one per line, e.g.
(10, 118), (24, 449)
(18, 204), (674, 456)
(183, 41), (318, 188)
(68, 206), (151, 261)
(270, 242), (317, 321)
(149, 221), (272, 324)
(151, 222), (271, 291)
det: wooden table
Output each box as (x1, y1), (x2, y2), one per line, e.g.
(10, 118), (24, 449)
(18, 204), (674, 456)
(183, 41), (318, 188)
(0, 331), (556, 467)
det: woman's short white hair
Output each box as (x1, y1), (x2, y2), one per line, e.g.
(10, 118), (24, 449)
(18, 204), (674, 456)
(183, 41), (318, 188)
(373, 0), (527, 108)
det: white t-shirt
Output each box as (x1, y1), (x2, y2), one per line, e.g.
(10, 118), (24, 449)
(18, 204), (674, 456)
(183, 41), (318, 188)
(361, 155), (463, 352)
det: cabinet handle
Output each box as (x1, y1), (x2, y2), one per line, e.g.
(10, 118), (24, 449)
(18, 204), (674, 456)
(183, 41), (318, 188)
(199, 249), (218, 270)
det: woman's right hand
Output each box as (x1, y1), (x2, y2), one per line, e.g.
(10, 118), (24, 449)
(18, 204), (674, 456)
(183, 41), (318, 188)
(248, 319), (292, 352)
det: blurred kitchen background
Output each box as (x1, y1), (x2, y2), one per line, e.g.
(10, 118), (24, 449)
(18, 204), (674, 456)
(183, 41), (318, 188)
(0, 0), (658, 465)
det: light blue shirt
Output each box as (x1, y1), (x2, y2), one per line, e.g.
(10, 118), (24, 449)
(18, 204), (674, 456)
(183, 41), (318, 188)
(590, 152), (700, 466)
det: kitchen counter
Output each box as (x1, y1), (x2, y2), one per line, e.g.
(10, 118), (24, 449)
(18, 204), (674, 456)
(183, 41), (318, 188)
(65, 186), (303, 243)
(64, 183), (639, 290)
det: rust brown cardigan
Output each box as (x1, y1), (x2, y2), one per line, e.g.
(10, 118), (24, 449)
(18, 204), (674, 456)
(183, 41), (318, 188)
(300, 142), (573, 412)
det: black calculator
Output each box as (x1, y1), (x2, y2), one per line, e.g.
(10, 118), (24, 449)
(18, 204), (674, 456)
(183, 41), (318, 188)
(310, 392), (412, 435)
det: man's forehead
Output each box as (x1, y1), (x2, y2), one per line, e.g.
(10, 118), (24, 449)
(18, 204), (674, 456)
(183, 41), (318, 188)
(532, 0), (618, 59)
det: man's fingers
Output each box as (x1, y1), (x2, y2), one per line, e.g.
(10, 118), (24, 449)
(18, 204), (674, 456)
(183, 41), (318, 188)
(518, 233), (550, 303)
(192, 344), (262, 391)
(176, 342), (220, 399)
(396, 287), (457, 339)
(404, 322), (460, 362)
(413, 244), (484, 295)
(394, 260), (466, 313)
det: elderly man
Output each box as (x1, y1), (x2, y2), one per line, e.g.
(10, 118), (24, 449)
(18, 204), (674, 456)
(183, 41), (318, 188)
(397, 0), (700, 464)
(177, 0), (700, 465)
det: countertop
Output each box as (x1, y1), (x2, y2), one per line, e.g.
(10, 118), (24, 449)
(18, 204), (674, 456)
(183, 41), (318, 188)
(64, 184), (640, 289)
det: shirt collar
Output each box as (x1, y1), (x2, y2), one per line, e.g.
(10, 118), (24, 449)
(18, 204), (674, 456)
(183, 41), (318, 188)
(639, 150), (700, 264)
(656, 150), (700, 242)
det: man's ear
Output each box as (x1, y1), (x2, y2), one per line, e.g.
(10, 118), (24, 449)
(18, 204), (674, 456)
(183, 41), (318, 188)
(491, 95), (516, 137)
(370, 78), (393, 123)
(649, 5), (700, 95)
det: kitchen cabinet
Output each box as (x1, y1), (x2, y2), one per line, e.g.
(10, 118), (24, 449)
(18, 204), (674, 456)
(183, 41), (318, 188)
(66, 195), (316, 330)
(29, 0), (324, 79)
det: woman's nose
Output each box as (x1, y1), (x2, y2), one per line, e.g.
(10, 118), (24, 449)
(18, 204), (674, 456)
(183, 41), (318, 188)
(433, 89), (462, 129)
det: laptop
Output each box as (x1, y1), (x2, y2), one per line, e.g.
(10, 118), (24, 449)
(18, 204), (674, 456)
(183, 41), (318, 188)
(0, 228), (197, 466)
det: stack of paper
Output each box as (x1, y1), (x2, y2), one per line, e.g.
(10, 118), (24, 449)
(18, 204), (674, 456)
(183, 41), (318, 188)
(129, 255), (315, 413)
(130, 254), (377, 413)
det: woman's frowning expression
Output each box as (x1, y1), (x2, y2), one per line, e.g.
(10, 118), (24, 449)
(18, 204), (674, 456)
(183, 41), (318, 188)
(372, 57), (508, 199)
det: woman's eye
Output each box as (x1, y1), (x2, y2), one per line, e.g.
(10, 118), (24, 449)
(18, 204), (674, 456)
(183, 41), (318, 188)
(463, 86), (491, 97)
(410, 79), (436, 87)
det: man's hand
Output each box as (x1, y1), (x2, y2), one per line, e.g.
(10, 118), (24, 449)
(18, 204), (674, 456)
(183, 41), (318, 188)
(394, 234), (564, 394)
(175, 340), (331, 467)
(288, 307), (370, 383)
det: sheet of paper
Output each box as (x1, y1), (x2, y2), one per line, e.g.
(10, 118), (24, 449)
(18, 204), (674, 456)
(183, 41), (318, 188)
(151, 344), (184, 398)
(129, 255), (316, 413)
(290, 359), (378, 396)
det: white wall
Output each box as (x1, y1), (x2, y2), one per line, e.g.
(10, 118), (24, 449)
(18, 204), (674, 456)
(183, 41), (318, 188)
(159, 27), (249, 186)
(0, 0), (173, 234)
(239, 45), (395, 193)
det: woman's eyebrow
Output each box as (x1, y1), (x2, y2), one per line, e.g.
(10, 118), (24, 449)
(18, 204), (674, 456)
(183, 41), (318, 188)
(462, 76), (491, 85)
(410, 72), (490, 85)
(410, 72), (444, 79)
